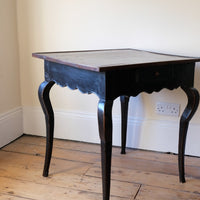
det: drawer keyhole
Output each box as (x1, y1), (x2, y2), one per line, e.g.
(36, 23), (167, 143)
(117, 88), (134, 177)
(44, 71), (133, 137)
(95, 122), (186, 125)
(155, 71), (160, 76)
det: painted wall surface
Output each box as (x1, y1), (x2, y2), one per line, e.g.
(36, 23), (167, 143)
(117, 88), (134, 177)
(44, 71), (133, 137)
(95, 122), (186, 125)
(0, 0), (22, 147)
(17, 0), (200, 155)
(0, 0), (21, 113)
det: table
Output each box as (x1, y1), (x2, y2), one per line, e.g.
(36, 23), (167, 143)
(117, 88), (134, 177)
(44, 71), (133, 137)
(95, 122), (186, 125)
(33, 49), (200, 200)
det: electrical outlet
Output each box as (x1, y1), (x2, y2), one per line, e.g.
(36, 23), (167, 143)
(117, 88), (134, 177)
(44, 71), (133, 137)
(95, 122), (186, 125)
(156, 102), (180, 117)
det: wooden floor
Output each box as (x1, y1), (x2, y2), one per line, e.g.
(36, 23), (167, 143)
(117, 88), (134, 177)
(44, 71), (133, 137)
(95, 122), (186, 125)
(0, 135), (200, 199)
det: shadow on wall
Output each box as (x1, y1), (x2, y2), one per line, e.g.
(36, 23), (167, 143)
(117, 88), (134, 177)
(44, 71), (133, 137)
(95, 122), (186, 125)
(126, 94), (145, 148)
(194, 63), (200, 92)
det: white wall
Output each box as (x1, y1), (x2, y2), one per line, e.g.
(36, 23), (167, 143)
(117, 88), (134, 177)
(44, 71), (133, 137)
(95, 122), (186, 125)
(17, 0), (200, 156)
(0, 0), (23, 147)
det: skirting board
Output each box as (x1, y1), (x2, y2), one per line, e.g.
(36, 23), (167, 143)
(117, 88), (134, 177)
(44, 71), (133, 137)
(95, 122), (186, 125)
(23, 106), (200, 156)
(0, 107), (23, 148)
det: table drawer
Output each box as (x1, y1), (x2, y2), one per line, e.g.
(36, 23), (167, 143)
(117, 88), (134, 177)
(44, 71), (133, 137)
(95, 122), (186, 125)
(136, 66), (173, 84)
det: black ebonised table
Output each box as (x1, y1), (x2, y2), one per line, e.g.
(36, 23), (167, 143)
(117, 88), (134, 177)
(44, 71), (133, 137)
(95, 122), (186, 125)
(33, 49), (200, 200)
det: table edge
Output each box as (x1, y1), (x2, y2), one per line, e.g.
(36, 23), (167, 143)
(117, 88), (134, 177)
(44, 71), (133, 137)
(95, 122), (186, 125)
(32, 48), (200, 72)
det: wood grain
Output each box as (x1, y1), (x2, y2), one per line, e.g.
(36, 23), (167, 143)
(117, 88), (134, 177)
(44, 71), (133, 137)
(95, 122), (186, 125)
(135, 185), (200, 200)
(1, 135), (200, 199)
(6, 136), (200, 178)
(32, 49), (200, 72)
(0, 152), (138, 198)
(87, 166), (200, 194)
(16, 135), (200, 167)
(0, 194), (33, 200)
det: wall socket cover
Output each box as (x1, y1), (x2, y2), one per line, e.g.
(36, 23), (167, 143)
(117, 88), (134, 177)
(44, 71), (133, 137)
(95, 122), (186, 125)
(155, 102), (180, 117)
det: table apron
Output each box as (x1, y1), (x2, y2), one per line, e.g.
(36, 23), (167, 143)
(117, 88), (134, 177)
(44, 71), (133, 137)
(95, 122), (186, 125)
(44, 61), (195, 100)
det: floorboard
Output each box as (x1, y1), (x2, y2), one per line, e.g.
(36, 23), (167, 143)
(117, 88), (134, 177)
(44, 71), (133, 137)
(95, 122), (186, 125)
(1, 135), (200, 199)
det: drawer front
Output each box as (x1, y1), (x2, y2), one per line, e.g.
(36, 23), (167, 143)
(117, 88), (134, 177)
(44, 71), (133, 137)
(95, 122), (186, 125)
(136, 66), (174, 84)
(106, 63), (195, 98)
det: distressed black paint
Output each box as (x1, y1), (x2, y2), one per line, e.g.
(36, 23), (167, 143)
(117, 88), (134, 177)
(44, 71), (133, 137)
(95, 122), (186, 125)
(34, 49), (200, 200)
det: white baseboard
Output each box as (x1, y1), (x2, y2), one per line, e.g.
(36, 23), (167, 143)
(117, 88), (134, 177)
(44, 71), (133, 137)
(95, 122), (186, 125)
(0, 107), (23, 148)
(23, 106), (200, 156)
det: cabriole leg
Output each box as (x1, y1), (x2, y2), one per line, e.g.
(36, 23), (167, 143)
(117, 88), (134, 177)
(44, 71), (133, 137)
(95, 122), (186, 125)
(98, 99), (113, 200)
(178, 87), (199, 183)
(38, 81), (55, 177)
(120, 96), (130, 154)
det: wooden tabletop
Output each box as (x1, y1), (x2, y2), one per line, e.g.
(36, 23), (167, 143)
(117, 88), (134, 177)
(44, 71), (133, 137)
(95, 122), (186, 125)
(32, 49), (200, 72)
